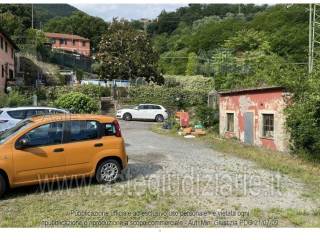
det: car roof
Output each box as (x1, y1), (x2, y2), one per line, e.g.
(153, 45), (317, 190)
(30, 114), (116, 124)
(0, 106), (67, 111)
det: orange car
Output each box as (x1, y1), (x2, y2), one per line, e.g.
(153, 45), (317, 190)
(0, 114), (128, 198)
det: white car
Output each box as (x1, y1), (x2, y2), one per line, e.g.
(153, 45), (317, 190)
(0, 107), (68, 132)
(116, 104), (168, 122)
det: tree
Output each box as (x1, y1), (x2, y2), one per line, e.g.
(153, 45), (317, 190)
(159, 49), (189, 75)
(189, 18), (246, 52)
(149, 4), (267, 35)
(97, 19), (163, 84)
(224, 29), (271, 54)
(25, 28), (50, 58)
(185, 52), (198, 75)
(54, 92), (99, 114)
(0, 12), (25, 42)
(129, 20), (144, 30)
(213, 29), (297, 90)
(0, 4), (32, 37)
(285, 72), (320, 161)
(249, 4), (309, 62)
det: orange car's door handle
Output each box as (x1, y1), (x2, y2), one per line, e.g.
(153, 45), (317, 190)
(94, 143), (103, 147)
(53, 148), (64, 153)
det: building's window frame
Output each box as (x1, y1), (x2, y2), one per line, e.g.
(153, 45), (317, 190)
(5, 41), (7, 52)
(9, 69), (14, 80)
(82, 41), (86, 47)
(226, 112), (235, 132)
(0, 36), (3, 49)
(261, 112), (275, 139)
(1, 65), (4, 78)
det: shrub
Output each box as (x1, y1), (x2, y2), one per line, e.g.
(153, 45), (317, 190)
(8, 85), (111, 108)
(0, 91), (32, 108)
(127, 85), (195, 112)
(164, 75), (214, 92)
(46, 85), (111, 103)
(54, 92), (99, 114)
(159, 49), (189, 75)
(126, 76), (214, 112)
(286, 94), (320, 162)
(75, 84), (111, 99)
(194, 105), (219, 129)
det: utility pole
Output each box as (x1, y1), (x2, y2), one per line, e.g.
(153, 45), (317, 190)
(141, 18), (149, 33)
(308, 4), (320, 74)
(309, 4), (314, 74)
(31, 4), (34, 29)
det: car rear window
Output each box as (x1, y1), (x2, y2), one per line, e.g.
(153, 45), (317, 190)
(36, 109), (50, 115)
(26, 109), (37, 118)
(104, 123), (116, 136)
(7, 110), (27, 119)
(0, 111), (3, 115)
(138, 105), (147, 110)
(67, 120), (99, 142)
(50, 110), (65, 114)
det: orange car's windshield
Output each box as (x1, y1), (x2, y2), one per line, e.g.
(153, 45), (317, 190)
(0, 120), (32, 144)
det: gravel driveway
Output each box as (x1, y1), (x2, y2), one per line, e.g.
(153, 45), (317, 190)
(120, 120), (316, 212)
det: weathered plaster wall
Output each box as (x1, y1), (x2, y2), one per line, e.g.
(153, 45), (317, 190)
(0, 32), (15, 93)
(219, 90), (290, 152)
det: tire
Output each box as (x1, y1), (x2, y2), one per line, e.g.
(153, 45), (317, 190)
(96, 159), (121, 184)
(155, 114), (164, 122)
(123, 113), (132, 121)
(0, 174), (7, 199)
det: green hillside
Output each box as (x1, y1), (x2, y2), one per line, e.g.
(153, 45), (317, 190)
(33, 4), (80, 25)
(0, 4), (80, 36)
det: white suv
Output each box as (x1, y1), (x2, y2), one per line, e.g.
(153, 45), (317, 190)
(116, 104), (168, 122)
(0, 107), (68, 132)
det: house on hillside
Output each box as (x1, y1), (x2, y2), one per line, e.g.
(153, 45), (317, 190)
(218, 87), (291, 152)
(44, 32), (91, 57)
(0, 28), (19, 93)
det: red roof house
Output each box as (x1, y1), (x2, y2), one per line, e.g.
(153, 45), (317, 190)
(45, 32), (91, 57)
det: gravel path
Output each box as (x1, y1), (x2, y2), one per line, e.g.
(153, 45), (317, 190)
(120, 120), (317, 211)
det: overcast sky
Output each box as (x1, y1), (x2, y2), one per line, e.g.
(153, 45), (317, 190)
(72, 4), (186, 21)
